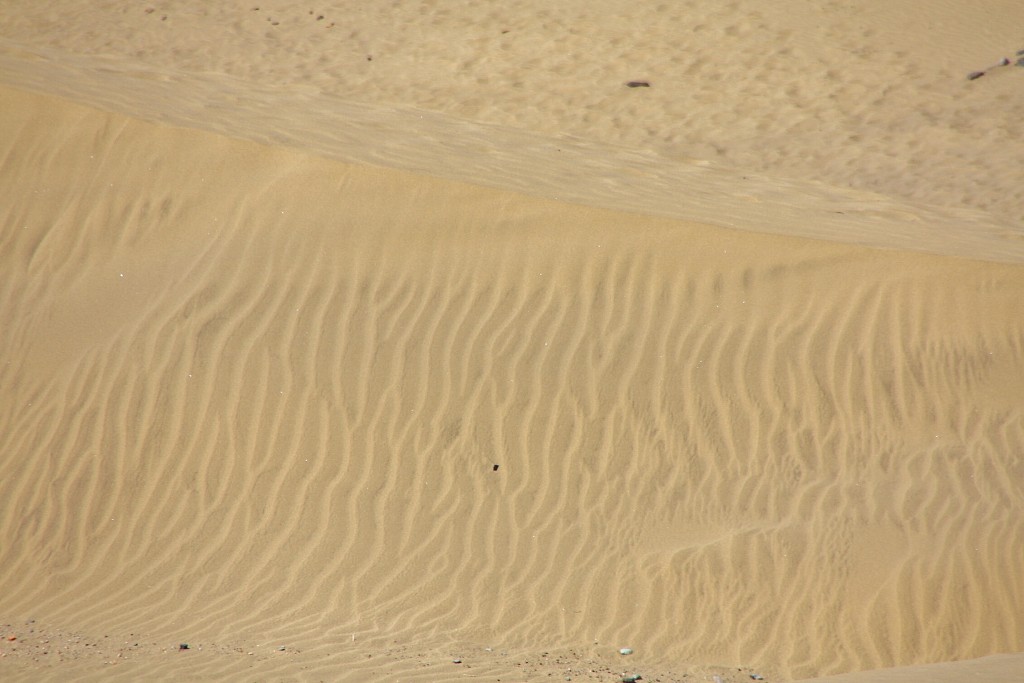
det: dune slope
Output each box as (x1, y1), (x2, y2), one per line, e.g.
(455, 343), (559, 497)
(1, 88), (1023, 681)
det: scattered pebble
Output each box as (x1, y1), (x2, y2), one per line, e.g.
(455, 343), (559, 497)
(178, 643), (189, 650)
(621, 675), (643, 682)
(967, 56), (1011, 80)
(750, 675), (765, 681)
(619, 647), (633, 655)
(625, 81), (650, 88)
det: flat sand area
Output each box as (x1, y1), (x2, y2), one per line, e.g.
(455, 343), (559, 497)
(1, 2), (1023, 681)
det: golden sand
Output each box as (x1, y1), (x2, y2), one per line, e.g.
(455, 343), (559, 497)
(1, 2), (1023, 681)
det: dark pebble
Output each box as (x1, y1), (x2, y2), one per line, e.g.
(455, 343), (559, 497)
(625, 81), (650, 88)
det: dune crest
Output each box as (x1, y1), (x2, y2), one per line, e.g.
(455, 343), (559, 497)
(1, 40), (1022, 269)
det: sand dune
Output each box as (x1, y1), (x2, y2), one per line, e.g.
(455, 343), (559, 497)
(2, 86), (1023, 681)
(3, 1), (1024, 681)
(2, 2), (1024, 266)
(2, 1), (1023, 226)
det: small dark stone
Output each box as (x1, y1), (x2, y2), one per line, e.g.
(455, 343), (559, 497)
(967, 71), (985, 80)
(179, 643), (189, 650)
(625, 81), (650, 88)
(493, 464), (499, 471)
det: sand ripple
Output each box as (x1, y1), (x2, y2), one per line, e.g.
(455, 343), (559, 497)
(1, 88), (1023, 681)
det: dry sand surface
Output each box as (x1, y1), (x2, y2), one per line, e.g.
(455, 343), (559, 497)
(2, 1), (1024, 682)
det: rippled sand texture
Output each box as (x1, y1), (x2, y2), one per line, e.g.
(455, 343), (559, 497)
(1, 89), (1022, 681)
